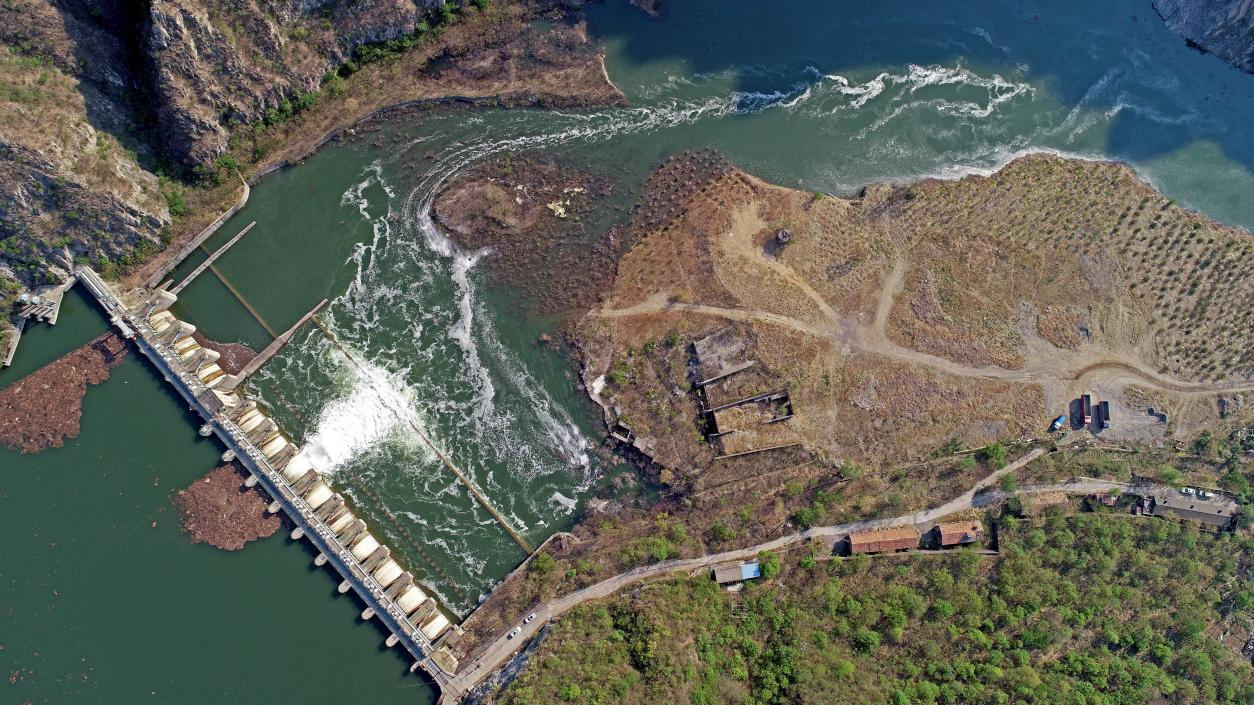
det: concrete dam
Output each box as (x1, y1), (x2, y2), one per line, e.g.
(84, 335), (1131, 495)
(74, 266), (463, 688)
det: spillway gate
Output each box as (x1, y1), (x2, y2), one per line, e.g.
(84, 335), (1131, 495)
(74, 267), (455, 690)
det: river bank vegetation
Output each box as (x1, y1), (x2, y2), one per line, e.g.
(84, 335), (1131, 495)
(496, 514), (1254, 705)
(0, 0), (623, 326)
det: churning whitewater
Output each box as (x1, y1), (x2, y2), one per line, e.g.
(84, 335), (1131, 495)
(250, 38), (1246, 613)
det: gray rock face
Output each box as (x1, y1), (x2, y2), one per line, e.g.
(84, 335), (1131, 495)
(1155, 0), (1254, 73)
(148, 0), (443, 168)
(0, 141), (168, 276)
(0, 0), (449, 290)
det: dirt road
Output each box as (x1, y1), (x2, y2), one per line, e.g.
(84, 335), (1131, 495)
(444, 448), (1146, 700)
(595, 297), (1254, 398)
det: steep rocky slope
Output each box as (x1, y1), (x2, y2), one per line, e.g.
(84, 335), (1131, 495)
(0, 42), (170, 286)
(1155, 0), (1254, 73)
(147, 0), (445, 168)
(0, 0), (617, 306)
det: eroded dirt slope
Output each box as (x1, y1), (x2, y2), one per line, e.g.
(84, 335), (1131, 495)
(580, 153), (1254, 473)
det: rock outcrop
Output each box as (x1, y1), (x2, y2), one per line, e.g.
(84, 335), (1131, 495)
(0, 26), (170, 284)
(1155, 0), (1254, 73)
(0, 0), (614, 304)
(146, 0), (444, 169)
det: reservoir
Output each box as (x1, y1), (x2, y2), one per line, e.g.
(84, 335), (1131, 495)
(3, 1), (1253, 702)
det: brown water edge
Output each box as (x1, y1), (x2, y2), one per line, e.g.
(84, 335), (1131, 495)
(191, 333), (257, 376)
(175, 462), (282, 551)
(0, 331), (129, 453)
(432, 152), (621, 320)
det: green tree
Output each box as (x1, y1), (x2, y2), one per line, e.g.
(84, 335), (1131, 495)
(794, 506), (819, 528)
(854, 627), (882, 652)
(977, 443), (1007, 468)
(759, 551), (782, 579)
(531, 552), (556, 574)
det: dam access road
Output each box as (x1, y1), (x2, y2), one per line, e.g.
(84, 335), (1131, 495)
(438, 448), (1192, 703)
(54, 275), (1229, 704)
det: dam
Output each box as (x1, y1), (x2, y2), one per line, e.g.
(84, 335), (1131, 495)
(73, 266), (463, 688)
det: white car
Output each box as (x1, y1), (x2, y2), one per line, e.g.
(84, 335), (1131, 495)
(1181, 487), (1195, 496)
(1198, 490), (1213, 499)
(507, 627), (521, 639)
(524, 612), (537, 624)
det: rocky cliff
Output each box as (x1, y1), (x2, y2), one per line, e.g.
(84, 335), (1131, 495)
(0, 32), (170, 286)
(1155, 0), (1254, 73)
(147, 0), (445, 169)
(0, 0), (614, 302)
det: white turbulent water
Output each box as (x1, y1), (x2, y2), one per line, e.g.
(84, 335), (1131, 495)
(258, 47), (1241, 611)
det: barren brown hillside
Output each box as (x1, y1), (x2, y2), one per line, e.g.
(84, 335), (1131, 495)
(578, 153), (1254, 471)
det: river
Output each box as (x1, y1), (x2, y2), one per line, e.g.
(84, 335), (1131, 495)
(3, 1), (1253, 702)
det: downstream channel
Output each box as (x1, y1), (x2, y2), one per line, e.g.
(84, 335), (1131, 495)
(3, 1), (1254, 702)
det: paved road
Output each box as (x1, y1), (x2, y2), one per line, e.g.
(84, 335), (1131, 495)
(443, 448), (1089, 699)
(441, 448), (1179, 702)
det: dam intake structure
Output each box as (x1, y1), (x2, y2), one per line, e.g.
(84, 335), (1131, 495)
(74, 267), (464, 685)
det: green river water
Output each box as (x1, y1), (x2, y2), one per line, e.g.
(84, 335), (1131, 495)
(4, 1), (1254, 702)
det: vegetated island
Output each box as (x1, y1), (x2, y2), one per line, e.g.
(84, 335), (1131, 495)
(437, 151), (1254, 702)
(433, 152), (621, 318)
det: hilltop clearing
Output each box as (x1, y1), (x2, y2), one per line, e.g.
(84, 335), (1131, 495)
(580, 152), (1254, 476)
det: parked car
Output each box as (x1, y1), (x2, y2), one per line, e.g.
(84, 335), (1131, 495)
(508, 627), (521, 639)
(1198, 490), (1213, 499)
(524, 612), (537, 624)
(1181, 487), (1195, 496)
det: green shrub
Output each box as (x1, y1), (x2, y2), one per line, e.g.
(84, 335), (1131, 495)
(530, 552), (556, 574)
(977, 442), (1007, 468)
(793, 506), (819, 529)
(758, 551), (781, 578)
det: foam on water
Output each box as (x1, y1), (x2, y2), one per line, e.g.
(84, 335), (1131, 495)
(300, 359), (430, 474)
(445, 250), (496, 420)
(259, 34), (1249, 613)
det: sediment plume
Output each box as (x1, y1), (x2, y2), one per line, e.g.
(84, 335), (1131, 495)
(175, 462), (281, 551)
(0, 332), (129, 453)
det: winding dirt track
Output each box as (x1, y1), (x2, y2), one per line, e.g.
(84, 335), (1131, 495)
(595, 296), (1254, 397)
(598, 211), (1254, 400)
